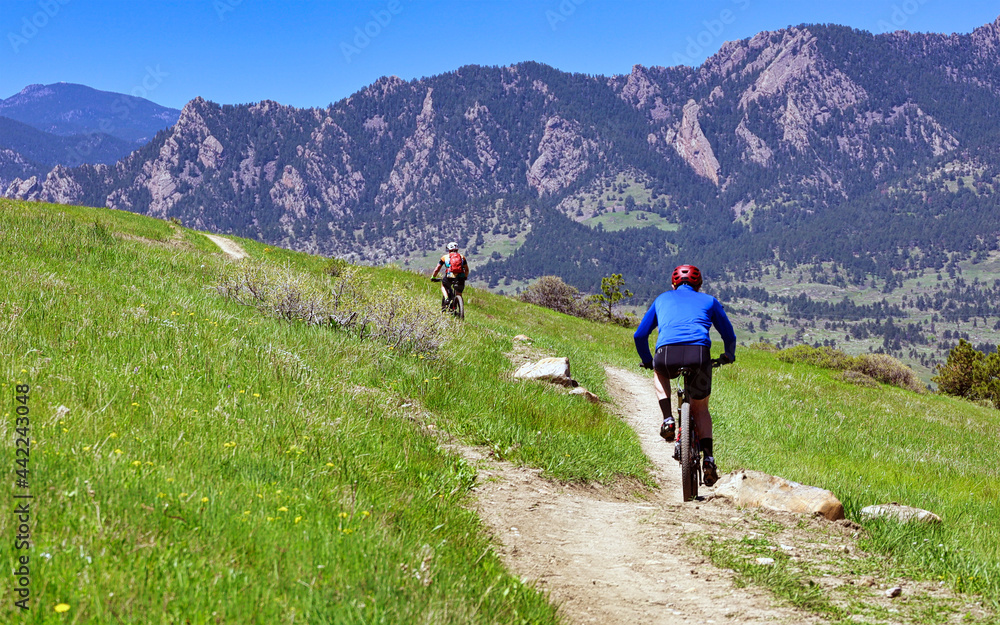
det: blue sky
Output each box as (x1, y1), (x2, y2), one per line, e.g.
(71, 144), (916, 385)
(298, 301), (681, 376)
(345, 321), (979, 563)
(2, 0), (998, 110)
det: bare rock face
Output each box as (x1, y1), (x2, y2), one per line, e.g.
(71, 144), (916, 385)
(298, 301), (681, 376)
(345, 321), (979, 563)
(668, 100), (721, 186)
(5, 175), (41, 200)
(617, 64), (662, 108)
(39, 165), (85, 205)
(714, 469), (845, 521)
(859, 503), (942, 524)
(513, 357), (577, 387)
(526, 116), (595, 196)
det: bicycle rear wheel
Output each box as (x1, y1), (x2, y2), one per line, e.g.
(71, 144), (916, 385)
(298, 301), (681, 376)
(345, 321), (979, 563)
(680, 403), (698, 502)
(454, 294), (464, 320)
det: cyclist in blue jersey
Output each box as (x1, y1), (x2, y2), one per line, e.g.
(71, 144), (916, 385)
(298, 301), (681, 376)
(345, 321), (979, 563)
(634, 264), (736, 487)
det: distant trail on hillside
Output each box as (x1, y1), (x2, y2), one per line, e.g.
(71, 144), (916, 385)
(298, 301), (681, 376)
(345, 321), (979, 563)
(455, 366), (821, 624)
(204, 234), (248, 260)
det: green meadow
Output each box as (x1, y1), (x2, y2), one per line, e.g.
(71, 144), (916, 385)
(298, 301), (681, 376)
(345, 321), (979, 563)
(1, 199), (998, 622)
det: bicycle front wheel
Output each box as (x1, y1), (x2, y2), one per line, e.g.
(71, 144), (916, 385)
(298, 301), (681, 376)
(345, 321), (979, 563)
(680, 403), (698, 502)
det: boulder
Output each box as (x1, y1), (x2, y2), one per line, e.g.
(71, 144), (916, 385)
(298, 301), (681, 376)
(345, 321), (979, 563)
(513, 357), (577, 387)
(859, 503), (942, 525)
(513, 334), (531, 342)
(569, 387), (600, 403)
(714, 470), (845, 521)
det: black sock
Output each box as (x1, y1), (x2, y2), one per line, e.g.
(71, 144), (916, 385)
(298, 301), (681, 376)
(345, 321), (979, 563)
(701, 438), (713, 458)
(658, 398), (672, 421)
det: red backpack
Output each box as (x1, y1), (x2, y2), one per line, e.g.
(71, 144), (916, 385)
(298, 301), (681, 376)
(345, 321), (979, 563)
(448, 252), (465, 275)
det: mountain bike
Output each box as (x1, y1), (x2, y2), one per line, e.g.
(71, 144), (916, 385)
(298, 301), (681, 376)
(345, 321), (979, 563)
(644, 357), (729, 502)
(676, 358), (729, 501)
(431, 278), (464, 319)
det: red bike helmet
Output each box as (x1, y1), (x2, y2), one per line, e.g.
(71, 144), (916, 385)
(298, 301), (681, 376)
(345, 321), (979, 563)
(671, 264), (703, 290)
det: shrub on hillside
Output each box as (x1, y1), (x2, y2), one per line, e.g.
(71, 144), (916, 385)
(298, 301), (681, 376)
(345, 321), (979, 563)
(852, 353), (925, 393)
(777, 344), (924, 393)
(518, 276), (599, 320)
(216, 260), (452, 353)
(777, 345), (856, 370)
(838, 370), (880, 388)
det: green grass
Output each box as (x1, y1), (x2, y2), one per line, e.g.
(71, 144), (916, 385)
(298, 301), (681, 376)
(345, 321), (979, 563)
(582, 210), (678, 232)
(3, 198), (1000, 620)
(710, 350), (1000, 610)
(0, 199), (648, 622)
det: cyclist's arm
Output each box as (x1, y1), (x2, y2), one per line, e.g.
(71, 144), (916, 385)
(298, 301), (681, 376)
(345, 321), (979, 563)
(462, 256), (470, 276)
(633, 306), (658, 366)
(431, 258), (445, 278)
(710, 299), (737, 360)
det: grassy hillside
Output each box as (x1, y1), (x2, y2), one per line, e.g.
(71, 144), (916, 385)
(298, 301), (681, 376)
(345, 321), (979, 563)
(1, 199), (998, 622)
(0, 199), (649, 623)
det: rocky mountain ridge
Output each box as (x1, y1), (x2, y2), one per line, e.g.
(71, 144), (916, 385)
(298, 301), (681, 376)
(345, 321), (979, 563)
(5, 18), (999, 291)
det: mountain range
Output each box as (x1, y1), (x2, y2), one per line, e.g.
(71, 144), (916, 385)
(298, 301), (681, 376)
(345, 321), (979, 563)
(0, 83), (180, 174)
(3, 19), (999, 296)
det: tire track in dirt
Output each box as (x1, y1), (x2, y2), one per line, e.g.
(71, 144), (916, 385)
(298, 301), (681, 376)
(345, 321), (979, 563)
(457, 366), (821, 624)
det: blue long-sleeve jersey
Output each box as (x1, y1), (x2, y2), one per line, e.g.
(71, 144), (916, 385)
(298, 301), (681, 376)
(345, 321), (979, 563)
(633, 284), (737, 364)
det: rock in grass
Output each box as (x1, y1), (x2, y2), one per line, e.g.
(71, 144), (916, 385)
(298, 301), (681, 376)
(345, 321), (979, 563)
(713, 470), (845, 521)
(513, 357), (577, 387)
(859, 503), (942, 525)
(568, 387), (600, 403)
(755, 557), (775, 566)
(513, 334), (531, 342)
(886, 586), (902, 598)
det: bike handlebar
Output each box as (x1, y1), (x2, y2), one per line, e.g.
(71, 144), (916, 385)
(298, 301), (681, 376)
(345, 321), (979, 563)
(430, 277), (441, 282)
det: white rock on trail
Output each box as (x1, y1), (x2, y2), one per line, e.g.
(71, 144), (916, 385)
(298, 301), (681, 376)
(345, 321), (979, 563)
(513, 357), (576, 387)
(859, 503), (942, 525)
(713, 469), (845, 521)
(568, 387), (600, 403)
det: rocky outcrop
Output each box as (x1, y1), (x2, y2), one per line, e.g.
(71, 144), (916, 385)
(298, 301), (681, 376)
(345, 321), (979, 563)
(617, 65), (662, 108)
(714, 470), (845, 521)
(526, 116), (595, 195)
(667, 100), (721, 185)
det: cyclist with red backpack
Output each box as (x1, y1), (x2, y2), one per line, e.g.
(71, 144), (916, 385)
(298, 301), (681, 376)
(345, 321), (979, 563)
(634, 265), (736, 487)
(431, 242), (469, 313)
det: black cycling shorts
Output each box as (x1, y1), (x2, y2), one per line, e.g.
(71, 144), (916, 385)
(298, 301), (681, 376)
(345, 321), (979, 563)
(442, 275), (466, 294)
(652, 344), (712, 400)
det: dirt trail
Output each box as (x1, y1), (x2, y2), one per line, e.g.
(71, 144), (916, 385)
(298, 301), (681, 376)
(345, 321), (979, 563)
(459, 366), (821, 624)
(204, 234), (248, 260)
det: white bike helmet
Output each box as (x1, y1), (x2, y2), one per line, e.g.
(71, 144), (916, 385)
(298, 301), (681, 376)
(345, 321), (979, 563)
(446, 242), (459, 251)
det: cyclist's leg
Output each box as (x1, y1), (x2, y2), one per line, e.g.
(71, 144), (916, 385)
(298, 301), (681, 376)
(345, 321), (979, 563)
(440, 277), (452, 311)
(690, 396), (712, 440)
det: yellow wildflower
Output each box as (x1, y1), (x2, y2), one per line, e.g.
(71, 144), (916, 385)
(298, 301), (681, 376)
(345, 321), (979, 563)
(201, 497), (209, 503)
(294, 516), (302, 524)
(54, 603), (70, 613)
(278, 506), (288, 512)
(113, 449), (123, 455)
